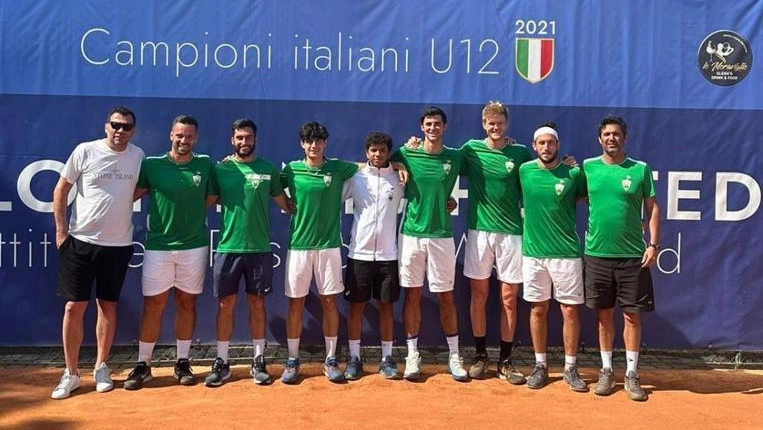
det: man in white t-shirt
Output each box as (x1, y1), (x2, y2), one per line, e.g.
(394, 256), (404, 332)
(51, 107), (145, 399)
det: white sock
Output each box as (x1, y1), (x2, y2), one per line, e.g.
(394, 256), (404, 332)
(253, 339), (266, 358)
(626, 350), (639, 374)
(348, 339), (361, 359)
(535, 353), (548, 367)
(216, 341), (230, 363)
(325, 336), (338, 358)
(287, 338), (300, 359)
(564, 354), (577, 370)
(406, 337), (419, 357)
(138, 341), (156, 365)
(381, 340), (393, 360)
(446, 335), (459, 356)
(601, 350), (613, 369)
(176, 339), (192, 360)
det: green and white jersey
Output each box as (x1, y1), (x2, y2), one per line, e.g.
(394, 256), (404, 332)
(391, 146), (464, 238)
(211, 158), (284, 253)
(582, 156), (656, 258)
(519, 160), (585, 258)
(461, 139), (531, 234)
(137, 153), (215, 251)
(280, 158), (358, 250)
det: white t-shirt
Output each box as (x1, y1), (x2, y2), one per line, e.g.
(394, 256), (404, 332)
(343, 163), (404, 261)
(61, 138), (145, 246)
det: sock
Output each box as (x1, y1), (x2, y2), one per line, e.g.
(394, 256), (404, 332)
(217, 341), (230, 363)
(348, 339), (361, 359)
(253, 339), (266, 358)
(287, 338), (300, 359)
(535, 352), (548, 367)
(600, 350), (613, 369)
(381, 340), (393, 360)
(474, 335), (487, 356)
(406, 337), (419, 357)
(499, 341), (513, 361)
(138, 341), (156, 365)
(626, 350), (639, 374)
(446, 334), (459, 356)
(325, 336), (338, 358)
(564, 354), (577, 370)
(176, 339), (192, 360)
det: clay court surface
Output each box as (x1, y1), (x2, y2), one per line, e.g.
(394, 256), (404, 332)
(2, 365), (762, 430)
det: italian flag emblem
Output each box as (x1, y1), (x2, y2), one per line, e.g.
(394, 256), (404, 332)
(515, 38), (555, 83)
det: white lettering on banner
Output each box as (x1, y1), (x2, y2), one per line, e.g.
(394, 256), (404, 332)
(293, 32), (411, 73)
(80, 28), (273, 78)
(667, 171), (702, 221)
(716, 172), (761, 221)
(17, 160), (70, 212)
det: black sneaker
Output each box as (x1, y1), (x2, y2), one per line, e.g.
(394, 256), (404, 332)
(124, 362), (152, 391)
(204, 357), (231, 387)
(250, 355), (273, 385)
(174, 358), (196, 386)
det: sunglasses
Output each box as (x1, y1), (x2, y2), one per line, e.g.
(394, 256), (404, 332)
(110, 121), (135, 131)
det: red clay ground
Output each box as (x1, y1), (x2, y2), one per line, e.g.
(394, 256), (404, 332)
(2, 366), (762, 430)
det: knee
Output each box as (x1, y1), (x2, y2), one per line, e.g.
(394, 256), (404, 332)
(530, 302), (548, 318)
(175, 294), (197, 312)
(64, 301), (87, 318)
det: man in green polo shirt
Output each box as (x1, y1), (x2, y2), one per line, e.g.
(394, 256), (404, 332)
(583, 115), (660, 401)
(124, 115), (217, 390)
(203, 118), (291, 387)
(279, 121), (359, 384)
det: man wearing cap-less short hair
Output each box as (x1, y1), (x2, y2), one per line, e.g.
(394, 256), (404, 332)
(582, 115), (660, 402)
(51, 107), (145, 400)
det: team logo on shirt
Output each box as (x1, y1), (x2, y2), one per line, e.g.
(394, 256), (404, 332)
(323, 172), (332, 187)
(555, 179), (565, 196)
(443, 160), (452, 175)
(621, 175), (632, 191)
(247, 173), (263, 188)
(505, 160), (515, 173)
(192, 171), (202, 186)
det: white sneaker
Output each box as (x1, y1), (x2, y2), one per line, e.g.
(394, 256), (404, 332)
(448, 354), (469, 382)
(93, 363), (114, 393)
(403, 352), (421, 380)
(51, 369), (80, 400)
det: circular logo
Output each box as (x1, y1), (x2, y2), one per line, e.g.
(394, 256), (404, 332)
(698, 30), (753, 86)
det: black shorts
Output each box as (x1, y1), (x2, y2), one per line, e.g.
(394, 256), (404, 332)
(584, 255), (655, 313)
(343, 258), (400, 303)
(56, 236), (134, 302)
(213, 252), (274, 298)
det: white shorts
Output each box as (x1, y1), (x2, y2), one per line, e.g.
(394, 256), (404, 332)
(398, 234), (455, 293)
(522, 257), (584, 305)
(463, 230), (523, 284)
(285, 248), (344, 298)
(142, 247), (208, 296)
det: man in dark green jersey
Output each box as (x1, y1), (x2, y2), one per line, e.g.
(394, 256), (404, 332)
(582, 115), (660, 401)
(125, 115), (217, 390)
(203, 118), (291, 387)
(519, 124), (588, 393)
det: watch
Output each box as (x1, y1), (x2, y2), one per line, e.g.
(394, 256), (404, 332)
(647, 243), (660, 250)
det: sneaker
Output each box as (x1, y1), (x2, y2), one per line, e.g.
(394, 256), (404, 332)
(468, 354), (489, 379)
(497, 359), (527, 385)
(448, 354), (469, 382)
(594, 368), (616, 396)
(250, 355), (273, 385)
(403, 352), (421, 381)
(280, 357), (300, 384)
(123, 362), (152, 391)
(51, 369), (80, 400)
(624, 370), (648, 401)
(93, 363), (113, 393)
(204, 357), (231, 387)
(526, 363), (548, 389)
(323, 356), (346, 383)
(378, 355), (402, 380)
(563, 366), (589, 392)
(174, 358), (196, 386)
(344, 355), (363, 380)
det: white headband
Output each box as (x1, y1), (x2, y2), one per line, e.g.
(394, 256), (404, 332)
(533, 126), (559, 141)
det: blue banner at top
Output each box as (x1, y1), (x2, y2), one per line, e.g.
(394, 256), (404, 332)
(1, 0), (760, 109)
